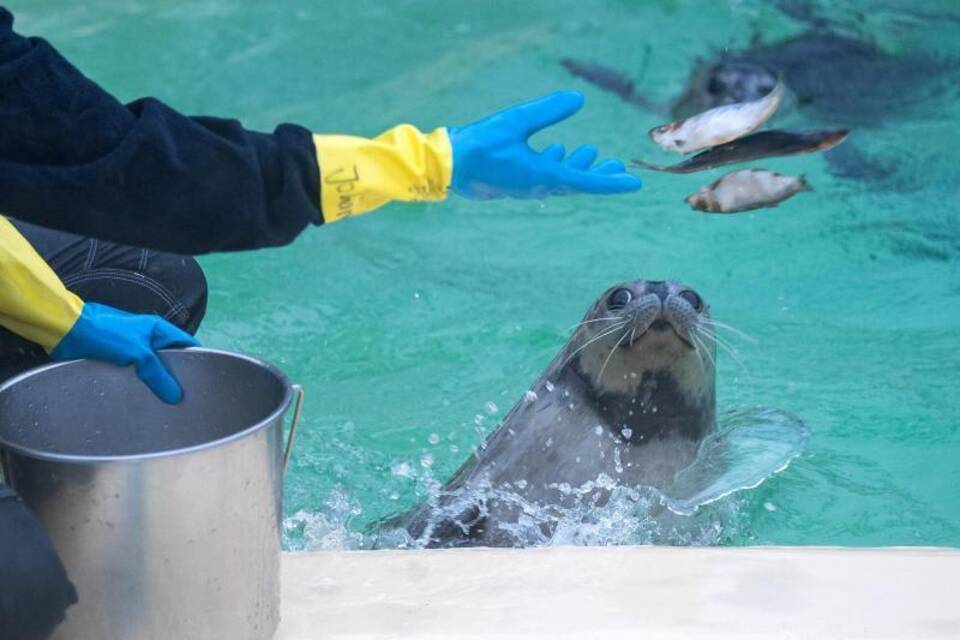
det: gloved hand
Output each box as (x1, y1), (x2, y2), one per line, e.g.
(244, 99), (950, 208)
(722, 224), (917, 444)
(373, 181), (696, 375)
(50, 303), (198, 404)
(311, 91), (640, 222)
(448, 91), (642, 199)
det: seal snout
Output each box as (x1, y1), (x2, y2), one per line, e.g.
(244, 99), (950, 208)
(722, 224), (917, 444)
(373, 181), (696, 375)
(616, 281), (704, 348)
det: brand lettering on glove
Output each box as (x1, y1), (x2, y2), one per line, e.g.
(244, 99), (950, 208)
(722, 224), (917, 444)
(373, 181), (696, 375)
(325, 164), (361, 217)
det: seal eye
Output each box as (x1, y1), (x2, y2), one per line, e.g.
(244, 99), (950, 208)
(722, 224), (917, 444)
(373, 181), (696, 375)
(607, 288), (633, 310)
(679, 290), (703, 311)
(707, 77), (725, 95)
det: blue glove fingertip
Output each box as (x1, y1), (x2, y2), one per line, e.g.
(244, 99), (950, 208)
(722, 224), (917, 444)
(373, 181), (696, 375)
(136, 353), (184, 404)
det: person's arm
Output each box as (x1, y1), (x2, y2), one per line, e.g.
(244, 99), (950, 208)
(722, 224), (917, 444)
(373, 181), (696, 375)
(0, 8), (640, 256)
(0, 217), (197, 402)
(0, 8), (320, 254)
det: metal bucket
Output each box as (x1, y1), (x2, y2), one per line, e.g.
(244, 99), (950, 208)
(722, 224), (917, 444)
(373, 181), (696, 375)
(0, 348), (303, 640)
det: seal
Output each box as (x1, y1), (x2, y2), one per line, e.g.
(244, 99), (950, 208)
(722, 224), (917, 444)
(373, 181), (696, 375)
(395, 280), (718, 548)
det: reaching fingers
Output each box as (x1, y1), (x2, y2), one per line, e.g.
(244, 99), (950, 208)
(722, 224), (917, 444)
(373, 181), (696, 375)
(554, 165), (643, 194)
(591, 158), (627, 175)
(563, 144), (599, 170)
(512, 91), (585, 137)
(540, 143), (566, 163)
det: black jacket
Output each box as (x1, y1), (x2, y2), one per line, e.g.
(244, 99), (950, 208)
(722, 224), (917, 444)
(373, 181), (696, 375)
(0, 7), (323, 255)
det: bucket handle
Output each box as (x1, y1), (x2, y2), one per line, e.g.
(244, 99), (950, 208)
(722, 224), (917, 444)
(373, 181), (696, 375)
(282, 384), (305, 474)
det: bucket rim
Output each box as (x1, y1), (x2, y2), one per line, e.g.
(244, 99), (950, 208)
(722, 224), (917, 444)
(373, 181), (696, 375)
(0, 347), (294, 464)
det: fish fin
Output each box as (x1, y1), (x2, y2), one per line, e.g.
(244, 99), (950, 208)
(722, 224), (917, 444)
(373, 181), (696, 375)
(631, 159), (671, 172)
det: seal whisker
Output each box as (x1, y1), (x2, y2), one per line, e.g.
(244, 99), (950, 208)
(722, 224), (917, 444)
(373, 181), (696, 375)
(560, 321), (628, 370)
(701, 328), (742, 358)
(694, 324), (735, 352)
(597, 326), (632, 382)
(696, 326), (746, 372)
(565, 316), (623, 333)
(699, 318), (757, 343)
(692, 331), (715, 371)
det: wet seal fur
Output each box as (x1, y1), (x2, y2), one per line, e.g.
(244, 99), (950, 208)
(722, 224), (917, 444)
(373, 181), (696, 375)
(394, 280), (717, 548)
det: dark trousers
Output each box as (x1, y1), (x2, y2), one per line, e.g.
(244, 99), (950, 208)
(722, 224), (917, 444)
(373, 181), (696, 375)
(0, 220), (208, 640)
(0, 218), (208, 378)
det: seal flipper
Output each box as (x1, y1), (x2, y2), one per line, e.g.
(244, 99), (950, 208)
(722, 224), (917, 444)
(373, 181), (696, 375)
(658, 406), (809, 515)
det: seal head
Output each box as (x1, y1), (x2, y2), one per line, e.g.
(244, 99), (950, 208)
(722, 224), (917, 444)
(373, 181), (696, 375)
(563, 279), (716, 444)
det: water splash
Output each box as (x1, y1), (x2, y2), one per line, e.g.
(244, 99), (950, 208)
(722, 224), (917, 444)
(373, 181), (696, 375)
(286, 406), (807, 550)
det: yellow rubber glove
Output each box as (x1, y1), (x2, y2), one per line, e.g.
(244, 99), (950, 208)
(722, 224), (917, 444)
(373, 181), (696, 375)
(0, 216), (83, 352)
(312, 125), (453, 223)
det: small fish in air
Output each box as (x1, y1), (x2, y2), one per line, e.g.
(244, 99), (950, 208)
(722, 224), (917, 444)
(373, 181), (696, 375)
(685, 169), (811, 214)
(649, 80), (785, 154)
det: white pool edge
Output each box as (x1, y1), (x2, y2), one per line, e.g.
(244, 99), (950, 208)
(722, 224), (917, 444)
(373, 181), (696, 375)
(276, 545), (960, 639)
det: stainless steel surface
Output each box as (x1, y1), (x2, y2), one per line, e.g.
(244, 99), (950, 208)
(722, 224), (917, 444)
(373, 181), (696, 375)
(283, 384), (304, 474)
(0, 348), (298, 640)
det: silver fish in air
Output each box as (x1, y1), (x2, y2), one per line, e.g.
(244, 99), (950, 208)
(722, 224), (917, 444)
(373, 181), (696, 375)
(685, 169), (810, 214)
(650, 80), (784, 154)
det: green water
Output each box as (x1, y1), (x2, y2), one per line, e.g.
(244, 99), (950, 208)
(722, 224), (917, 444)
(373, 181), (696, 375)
(15, 0), (959, 547)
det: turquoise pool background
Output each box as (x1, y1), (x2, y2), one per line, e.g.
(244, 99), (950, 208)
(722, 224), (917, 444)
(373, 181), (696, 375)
(13, 0), (959, 547)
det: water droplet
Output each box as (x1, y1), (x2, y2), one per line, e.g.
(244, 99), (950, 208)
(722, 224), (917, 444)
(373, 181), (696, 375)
(764, 502), (777, 512)
(515, 479), (528, 489)
(474, 414), (485, 426)
(568, 403), (575, 410)
(621, 427), (633, 440)
(485, 401), (498, 415)
(594, 425), (603, 436)
(427, 433), (440, 445)
(449, 444), (460, 453)
(544, 381), (555, 393)
(390, 462), (413, 478)
(389, 492), (400, 501)
(420, 454), (434, 468)
(524, 390), (538, 402)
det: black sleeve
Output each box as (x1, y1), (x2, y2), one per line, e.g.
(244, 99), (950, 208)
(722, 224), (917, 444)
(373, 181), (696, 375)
(0, 7), (324, 255)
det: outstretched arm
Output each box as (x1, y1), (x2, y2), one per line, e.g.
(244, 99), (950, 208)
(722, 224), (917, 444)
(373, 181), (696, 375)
(0, 8), (640, 255)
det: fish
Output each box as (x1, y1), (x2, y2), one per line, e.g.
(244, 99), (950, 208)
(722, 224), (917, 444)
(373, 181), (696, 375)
(685, 169), (811, 214)
(632, 129), (850, 174)
(649, 80), (784, 154)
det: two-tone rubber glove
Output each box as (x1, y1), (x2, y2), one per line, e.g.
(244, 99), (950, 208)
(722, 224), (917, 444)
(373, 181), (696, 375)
(0, 217), (197, 404)
(311, 91), (641, 222)
(49, 303), (198, 404)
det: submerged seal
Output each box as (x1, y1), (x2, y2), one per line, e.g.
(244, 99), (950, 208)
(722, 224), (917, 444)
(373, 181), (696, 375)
(563, 25), (952, 184)
(394, 280), (718, 548)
